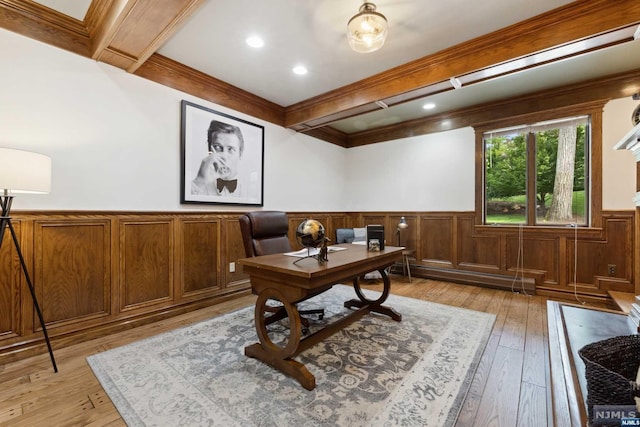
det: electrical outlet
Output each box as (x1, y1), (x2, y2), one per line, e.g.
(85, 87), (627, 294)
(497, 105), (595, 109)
(229, 262), (235, 273)
(607, 264), (616, 276)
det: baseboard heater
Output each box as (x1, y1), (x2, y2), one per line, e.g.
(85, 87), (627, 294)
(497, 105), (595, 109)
(406, 265), (536, 295)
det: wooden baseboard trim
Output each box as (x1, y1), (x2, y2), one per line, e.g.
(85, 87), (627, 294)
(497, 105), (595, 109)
(607, 290), (635, 313)
(0, 287), (252, 365)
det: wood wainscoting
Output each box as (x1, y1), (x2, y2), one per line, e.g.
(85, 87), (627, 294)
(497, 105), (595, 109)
(0, 209), (635, 364)
(0, 211), (352, 365)
(359, 210), (635, 301)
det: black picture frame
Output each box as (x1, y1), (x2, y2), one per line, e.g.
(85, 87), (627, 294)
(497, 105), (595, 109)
(180, 100), (264, 206)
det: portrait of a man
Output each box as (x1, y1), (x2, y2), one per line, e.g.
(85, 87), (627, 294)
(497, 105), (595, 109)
(181, 100), (264, 205)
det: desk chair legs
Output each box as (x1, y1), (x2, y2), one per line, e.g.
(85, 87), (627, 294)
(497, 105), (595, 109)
(264, 305), (324, 335)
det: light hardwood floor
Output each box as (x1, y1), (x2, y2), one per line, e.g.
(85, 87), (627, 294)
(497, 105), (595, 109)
(0, 278), (609, 426)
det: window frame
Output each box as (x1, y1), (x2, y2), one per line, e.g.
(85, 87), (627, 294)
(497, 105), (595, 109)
(474, 101), (604, 229)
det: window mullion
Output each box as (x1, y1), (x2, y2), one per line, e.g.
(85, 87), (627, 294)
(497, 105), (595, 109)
(527, 132), (537, 225)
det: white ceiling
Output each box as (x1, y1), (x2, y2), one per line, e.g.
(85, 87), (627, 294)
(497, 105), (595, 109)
(156, 0), (577, 107)
(32, 0), (91, 21)
(30, 0), (640, 133)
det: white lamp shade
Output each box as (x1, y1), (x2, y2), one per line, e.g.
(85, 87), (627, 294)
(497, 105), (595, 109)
(398, 216), (409, 229)
(0, 148), (51, 194)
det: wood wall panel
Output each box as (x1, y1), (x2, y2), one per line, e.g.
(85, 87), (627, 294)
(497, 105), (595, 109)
(35, 221), (110, 325)
(0, 209), (634, 365)
(0, 222), (19, 338)
(388, 214), (417, 248)
(421, 216), (454, 265)
(120, 220), (173, 309)
(508, 236), (559, 284)
(457, 216), (500, 269)
(327, 214), (349, 241)
(569, 217), (632, 292)
(181, 219), (219, 295)
(225, 217), (250, 287)
(361, 214), (386, 225)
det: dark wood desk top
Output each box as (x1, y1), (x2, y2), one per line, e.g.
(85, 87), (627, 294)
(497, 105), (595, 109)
(239, 243), (403, 290)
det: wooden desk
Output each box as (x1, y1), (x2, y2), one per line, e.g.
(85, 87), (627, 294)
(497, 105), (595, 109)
(238, 243), (403, 390)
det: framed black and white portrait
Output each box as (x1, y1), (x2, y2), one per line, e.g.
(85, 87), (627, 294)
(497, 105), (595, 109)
(180, 100), (264, 206)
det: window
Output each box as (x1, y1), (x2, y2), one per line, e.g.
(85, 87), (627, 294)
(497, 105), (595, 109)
(483, 115), (590, 226)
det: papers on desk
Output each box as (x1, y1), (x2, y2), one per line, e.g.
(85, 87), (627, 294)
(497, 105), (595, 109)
(284, 248), (318, 257)
(284, 246), (348, 258)
(351, 240), (404, 249)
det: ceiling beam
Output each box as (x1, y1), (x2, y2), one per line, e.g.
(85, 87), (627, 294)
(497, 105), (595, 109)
(0, 0), (90, 56)
(284, 0), (640, 130)
(87, 0), (205, 73)
(135, 54), (285, 126)
(345, 68), (640, 147)
(300, 126), (349, 148)
(0, 0), (206, 75)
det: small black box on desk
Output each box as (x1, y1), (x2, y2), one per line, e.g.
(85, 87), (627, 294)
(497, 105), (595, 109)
(366, 224), (384, 251)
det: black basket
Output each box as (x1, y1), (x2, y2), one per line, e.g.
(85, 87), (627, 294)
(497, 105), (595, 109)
(578, 335), (640, 425)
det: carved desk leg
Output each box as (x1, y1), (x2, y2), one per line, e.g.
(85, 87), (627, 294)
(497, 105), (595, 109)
(344, 268), (402, 321)
(244, 287), (316, 390)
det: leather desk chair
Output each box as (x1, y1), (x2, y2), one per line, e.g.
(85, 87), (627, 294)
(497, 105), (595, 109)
(239, 211), (325, 329)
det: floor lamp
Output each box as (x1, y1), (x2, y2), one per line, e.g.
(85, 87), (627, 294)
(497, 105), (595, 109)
(0, 148), (57, 372)
(396, 217), (413, 282)
(396, 216), (408, 246)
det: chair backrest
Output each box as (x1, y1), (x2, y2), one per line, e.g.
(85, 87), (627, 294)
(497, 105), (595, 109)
(335, 227), (367, 244)
(335, 228), (355, 244)
(239, 211), (292, 257)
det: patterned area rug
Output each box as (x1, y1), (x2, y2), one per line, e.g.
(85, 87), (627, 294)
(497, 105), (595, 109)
(88, 285), (495, 426)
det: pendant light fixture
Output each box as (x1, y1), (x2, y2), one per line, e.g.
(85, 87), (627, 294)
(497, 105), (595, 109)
(347, 2), (388, 53)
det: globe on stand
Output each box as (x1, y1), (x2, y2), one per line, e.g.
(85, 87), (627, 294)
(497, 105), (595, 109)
(294, 219), (329, 264)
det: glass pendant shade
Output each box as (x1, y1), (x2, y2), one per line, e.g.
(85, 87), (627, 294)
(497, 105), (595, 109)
(347, 2), (388, 53)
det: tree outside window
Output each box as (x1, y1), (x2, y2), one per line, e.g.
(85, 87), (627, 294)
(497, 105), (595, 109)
(484, 115), (589, 226)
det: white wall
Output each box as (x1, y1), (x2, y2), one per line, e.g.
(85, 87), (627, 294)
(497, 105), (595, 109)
(0, 29), (347, 212)
(344, 128), (476, 211)
(0, 28), (636, 213)
(602, 97), (637, 210)
(345, 99), (638, 212)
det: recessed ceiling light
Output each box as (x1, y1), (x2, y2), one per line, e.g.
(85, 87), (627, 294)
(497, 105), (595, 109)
(292, 65), (308, 75)
(422, 102), (436, 110)
(246, 35), (264, 48)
